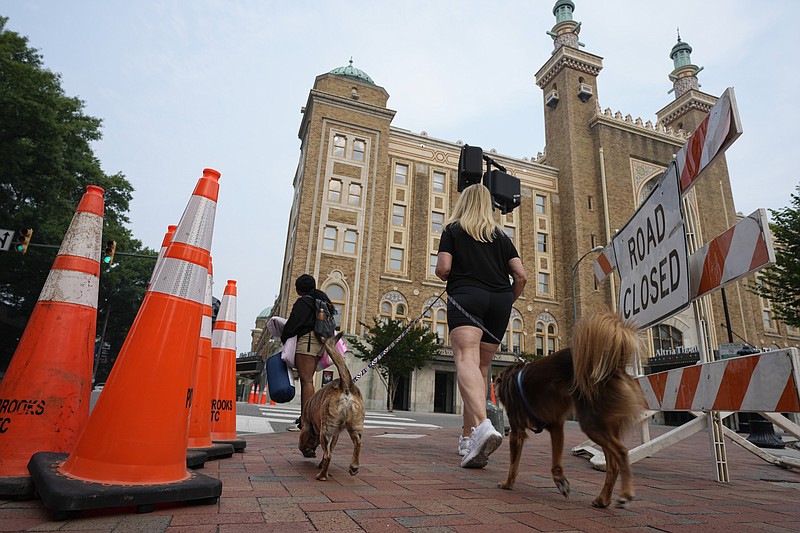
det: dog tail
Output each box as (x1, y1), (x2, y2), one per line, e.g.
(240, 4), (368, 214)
(571, 310), (642, 403)
(322, 332), (355, 393)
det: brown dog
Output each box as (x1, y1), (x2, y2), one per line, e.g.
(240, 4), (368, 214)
(494, 311), (644, 508)
(298, 332), (365, 480)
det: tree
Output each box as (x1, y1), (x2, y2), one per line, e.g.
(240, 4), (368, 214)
(750, 185), (800, 328)
(0, 17), (155, 371)
(349, 318), (440, 411)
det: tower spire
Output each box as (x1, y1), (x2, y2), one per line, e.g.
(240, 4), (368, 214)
(668, 31), (703, 98)
(546, 0), (584, 52)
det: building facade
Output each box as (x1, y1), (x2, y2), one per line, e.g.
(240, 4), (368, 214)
(254, 1), (799, 415)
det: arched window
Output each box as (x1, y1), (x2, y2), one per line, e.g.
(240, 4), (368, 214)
(652, 324), (683, 353)
(534, 312), (558, 356)
(501, 309), (523, 353)
(422, 297), (448, 345)
(326, 283), (345, 330)
(379, 290), (408, 324)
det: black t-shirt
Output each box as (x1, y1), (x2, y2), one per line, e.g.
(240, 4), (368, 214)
(438, 223), (519, 292)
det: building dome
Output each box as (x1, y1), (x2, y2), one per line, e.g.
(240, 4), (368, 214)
(553, 0), (575, 17)
(329, 59), (375, 85)
(670, 38), (692, 60)
(257, 306), (272, 319)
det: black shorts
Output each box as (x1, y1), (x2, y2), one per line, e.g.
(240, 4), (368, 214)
(446, 286), (514, 344)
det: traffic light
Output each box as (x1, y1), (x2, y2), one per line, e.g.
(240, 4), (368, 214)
(15, 228), (33, 254)
(102, 240), (117, 265)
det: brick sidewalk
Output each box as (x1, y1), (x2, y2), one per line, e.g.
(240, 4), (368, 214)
(2, 423), (799, 532)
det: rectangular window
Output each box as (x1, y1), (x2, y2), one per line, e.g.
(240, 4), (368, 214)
(333, 134), (346, 157)
(763, 310), (773, 331)
(348, 183), (362, 206)
(538, 272), (550, 293)
(432, 171), (446, 193)
(328, 179), (342, 203)
(343, 229), (357, 254)
(389, 247), (404, 271)
(536, 336), (544, 356)
(431, 212), (444, 234)
(392, 204), (406, 226)
(430, 254), (438, 275)
(395, 163), (408, 185)
(588, 195), (594, 211)
(537, 233), (547, 253)
(323, 226), (337, 250)
(504, 226), (514, 240)
(353, 139), (365, 161)
(535, 194), (546, 214)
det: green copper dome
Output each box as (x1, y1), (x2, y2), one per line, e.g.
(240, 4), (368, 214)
(257, 306), (272, 319)
(329, 59), (375, 85)
(553, 0), (575, 21)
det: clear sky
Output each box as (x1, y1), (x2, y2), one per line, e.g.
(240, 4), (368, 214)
(3, 1), (798, 354)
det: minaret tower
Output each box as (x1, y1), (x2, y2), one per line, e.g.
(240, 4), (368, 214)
(535, 0), (605, 334)
(657, 31), (716, 133)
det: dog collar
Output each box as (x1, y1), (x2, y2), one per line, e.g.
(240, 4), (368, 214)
(515, 364), (546, 433)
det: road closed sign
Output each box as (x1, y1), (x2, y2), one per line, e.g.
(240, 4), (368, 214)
(614, 163), (690, 327)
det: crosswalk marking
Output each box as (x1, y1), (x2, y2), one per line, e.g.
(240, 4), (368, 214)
(253, 404), (440, 430)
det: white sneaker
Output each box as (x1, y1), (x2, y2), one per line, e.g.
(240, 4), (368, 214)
(457, 436), (471, 456)
(461, 419), (502, 469)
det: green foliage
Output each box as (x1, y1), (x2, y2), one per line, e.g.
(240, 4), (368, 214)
(749, 185), (800, 328)
(0, 17), (156, 372)
(349, 318), (440, 411)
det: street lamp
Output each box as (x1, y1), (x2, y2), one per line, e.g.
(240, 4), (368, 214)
(572, 245), (605, 324)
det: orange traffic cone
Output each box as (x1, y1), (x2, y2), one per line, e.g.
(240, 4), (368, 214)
(209, 280), (245, 452)
(28, 169), (223, 515)
(148, 224), (177, 286)
(490, 377), (497, 405)
(0, 186), (105, 499)
(248, 384), (256, 404)
(187, 258), (233, 460)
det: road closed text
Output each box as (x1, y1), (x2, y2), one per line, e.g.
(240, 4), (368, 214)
(622, 248), (682, 319)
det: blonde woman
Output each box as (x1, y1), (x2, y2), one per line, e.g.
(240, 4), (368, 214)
(435, 184), (527, 468)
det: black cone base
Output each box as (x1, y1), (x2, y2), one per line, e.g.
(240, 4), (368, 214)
(186, 449), (208, 469)
(212, 438), (247, 453)
(0, 474), (35, 500)
(746, 420), (786, 449)
(28, 452), (221, 518)
(188, 442), (234, 460)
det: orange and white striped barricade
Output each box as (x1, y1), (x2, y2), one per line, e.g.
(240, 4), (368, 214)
(187, 260), (234, 460)
(689, 209), (775, 299)
(28, 169), (223, 517)
(0, 186), (104, 499)
(633, 349), (800, 477)
(209, 280), (245, 452)
(575, 349), (800, 480)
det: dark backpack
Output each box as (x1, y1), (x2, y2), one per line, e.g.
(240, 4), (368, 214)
(306, 296), (336, 342)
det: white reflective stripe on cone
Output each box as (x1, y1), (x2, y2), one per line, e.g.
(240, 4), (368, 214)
(38, 270), (100, 308)
(57, 212), (103, 260)
(215, 300), (236, 323)
(211, 330), (236, 350)
(200, 315), (213, 340)
(149, 257), (207, 305)
(172, 196), (216, 251)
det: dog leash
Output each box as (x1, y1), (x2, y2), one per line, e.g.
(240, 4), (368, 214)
(352, 289), (448, 383)
(352, 288), (524, 383)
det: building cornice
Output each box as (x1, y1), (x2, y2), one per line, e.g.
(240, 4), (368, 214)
(535, 45), (603, 88)
(590, 109), (686, 147)
(655, 90), (717, 126)
(299, 90), (397, 139)
(388, 128), (560, 192)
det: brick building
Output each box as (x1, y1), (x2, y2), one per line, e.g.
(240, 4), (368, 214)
(253, 1), (798, 414)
